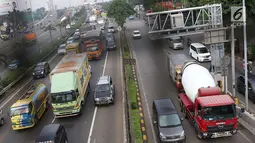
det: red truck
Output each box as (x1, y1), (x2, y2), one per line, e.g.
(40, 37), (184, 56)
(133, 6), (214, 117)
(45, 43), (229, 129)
(178, 61), (237, 139)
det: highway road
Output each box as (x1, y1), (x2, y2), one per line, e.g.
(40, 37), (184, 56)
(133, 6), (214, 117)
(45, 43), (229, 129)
(0, 11), (61, 77)
(0, 25), (125, 143)
(125, 18), (255, 143)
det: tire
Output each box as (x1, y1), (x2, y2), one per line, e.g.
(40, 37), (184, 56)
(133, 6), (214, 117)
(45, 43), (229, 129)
(183, 107), (187, 119)
(195, 123), (202, 139)
(0, 118), (4, 126)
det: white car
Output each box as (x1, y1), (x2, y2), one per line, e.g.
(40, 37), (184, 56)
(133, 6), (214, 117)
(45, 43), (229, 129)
(189, 43), (211, 62)
(76, 29), (80, 32)
(71, 21), (75, 26)
(133, 30), (141, 39)
(108, 26), (115, 33)
(66, 24), (71, 29)
(58, 44), (66, 55)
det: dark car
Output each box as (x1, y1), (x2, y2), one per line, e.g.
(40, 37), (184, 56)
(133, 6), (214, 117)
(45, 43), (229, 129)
(32, 62), (50, 79)
(94, 75), (115, 105)
(73, 32), (80, 40)
(153, 98), (186, 143)
(106, 33), (115, 42)
(237, 74), (255, 102)
(106, 39), (116, 51)
(66, 37), (75, 44)
(8, 60), (20, 71)
(35, 124), (68, 143)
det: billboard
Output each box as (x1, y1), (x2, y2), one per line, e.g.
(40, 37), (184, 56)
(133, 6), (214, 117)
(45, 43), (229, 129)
(0, 0), (13, 16)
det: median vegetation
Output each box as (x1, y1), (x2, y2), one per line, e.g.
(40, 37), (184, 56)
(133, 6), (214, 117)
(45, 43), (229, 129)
(0, 9), (86, 93)
(121, 30), (142, 142)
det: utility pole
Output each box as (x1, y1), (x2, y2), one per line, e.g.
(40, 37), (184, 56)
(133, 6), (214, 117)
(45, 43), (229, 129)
(231, 25), (236, 98)
(29, 0), (36, 33)
(242, 0), (248, 110)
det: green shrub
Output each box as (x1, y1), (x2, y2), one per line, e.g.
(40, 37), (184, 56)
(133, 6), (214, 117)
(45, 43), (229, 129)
(1, 68), (26, 87)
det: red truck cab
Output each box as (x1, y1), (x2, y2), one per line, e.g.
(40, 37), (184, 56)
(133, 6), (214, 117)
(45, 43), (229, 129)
(179, 87), (237, 139)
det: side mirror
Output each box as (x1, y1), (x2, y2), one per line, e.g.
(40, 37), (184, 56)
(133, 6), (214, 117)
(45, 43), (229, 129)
(153, 121), (157, 124)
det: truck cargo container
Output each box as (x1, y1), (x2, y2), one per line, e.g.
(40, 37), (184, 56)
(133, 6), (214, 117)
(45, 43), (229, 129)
(166, 54), (193, 90)
(50, 53), (91, 118)
(178, 61), (237, 139)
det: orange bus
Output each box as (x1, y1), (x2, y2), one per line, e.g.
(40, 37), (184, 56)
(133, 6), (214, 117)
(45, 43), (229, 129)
(81, 30), (104, 60)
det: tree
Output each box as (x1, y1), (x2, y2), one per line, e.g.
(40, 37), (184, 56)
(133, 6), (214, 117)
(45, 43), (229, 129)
(188, 0), (255, 22)
(44, 24), (57, 43)
(107, 0), (136, 28)
(56, 22), (64, 37)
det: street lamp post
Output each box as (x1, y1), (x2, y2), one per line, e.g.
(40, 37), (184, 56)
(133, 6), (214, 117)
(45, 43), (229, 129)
(12, 2), (17, 40)
(242, 0), (249, 110)
(29, 0), (36, 32)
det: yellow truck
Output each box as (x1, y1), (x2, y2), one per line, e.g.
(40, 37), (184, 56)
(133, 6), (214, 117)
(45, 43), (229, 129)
(10, 83), (49, 130)
(65, 42), (80, 54)
(50, 53), (91, 118)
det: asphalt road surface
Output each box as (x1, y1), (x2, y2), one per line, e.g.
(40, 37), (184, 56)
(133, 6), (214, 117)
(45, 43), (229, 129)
(125, 18), (255, 143)
(0, 25), (125, 143)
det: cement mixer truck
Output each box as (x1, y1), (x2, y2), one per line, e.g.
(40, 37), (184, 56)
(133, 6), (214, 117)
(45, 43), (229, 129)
(178, 61), (237, 139)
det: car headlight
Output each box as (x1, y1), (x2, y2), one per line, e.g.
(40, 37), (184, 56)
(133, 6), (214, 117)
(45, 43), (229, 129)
(160, 132), (166, 140)
(107, 97), (112, 100)
(95, 98), (99, 101)
(33, 73), (35, 75)
(180, 131), (185, 139)
(41, 71), (44, 74)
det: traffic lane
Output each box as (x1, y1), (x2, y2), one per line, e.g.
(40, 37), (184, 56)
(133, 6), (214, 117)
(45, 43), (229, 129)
(0, 53), (64, 143)
(53, 52), (107, 142)
(126, 20), (254, 143)
(90, 38), (124, 142)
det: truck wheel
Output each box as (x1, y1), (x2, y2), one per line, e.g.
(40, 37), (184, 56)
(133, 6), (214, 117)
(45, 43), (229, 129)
(180, 102), (183, 112)
(195, 123), (202, 139)
(183, 107), (187, 119)
(0, 118), (4, 126)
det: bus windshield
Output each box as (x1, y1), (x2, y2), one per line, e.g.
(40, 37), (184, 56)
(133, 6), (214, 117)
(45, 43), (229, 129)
(51, 92), (77, 103)
(87, 46), (99, 51)
(202, 104), (236, 121)
(10, 106), (30, 116)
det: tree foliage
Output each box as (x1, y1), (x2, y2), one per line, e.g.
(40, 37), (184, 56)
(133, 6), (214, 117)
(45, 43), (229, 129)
(188, 0), (255, 18)
(107, 0), (136, 27)
(44, 24), (57, 42)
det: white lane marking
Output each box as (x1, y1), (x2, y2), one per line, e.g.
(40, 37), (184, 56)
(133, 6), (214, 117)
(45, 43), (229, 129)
(126, 32), (158, 142)
(87, 107), (98, 143)
(38, 32), (48, 38)
(239, 130), (253, 143)
(0, 69), (8, 76)
(120, 37), (127, 143)
(87, 51), (109, 143)
(102, 51), (108, 76)
(0, 52), (59, 109)
(51, 117), (56, 123)
(0, 77), (33, 109)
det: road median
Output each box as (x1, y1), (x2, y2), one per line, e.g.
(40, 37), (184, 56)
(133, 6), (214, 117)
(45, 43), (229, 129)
(120, 30), (147, 143)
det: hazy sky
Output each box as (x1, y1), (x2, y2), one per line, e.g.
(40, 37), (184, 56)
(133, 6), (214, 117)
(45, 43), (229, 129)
(15, 0), (85, 11)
